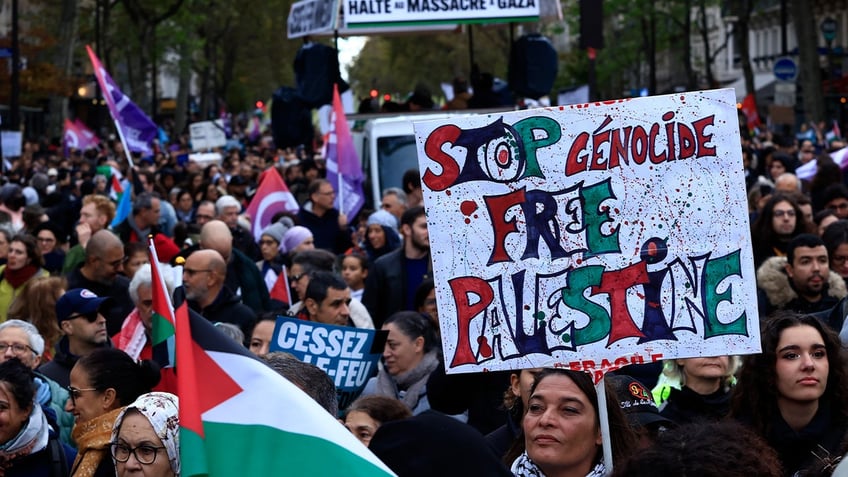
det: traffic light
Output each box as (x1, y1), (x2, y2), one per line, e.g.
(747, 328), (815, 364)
(370, 89), (378, 98)
(383, 94), (391, 102)
(255, 100), (264, 109)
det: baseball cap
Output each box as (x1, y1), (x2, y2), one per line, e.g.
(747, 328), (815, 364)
(607, 374), (674, 430)
(55, 288), (112, 323)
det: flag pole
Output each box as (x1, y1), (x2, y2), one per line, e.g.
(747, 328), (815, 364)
(110, 112), (136, 169)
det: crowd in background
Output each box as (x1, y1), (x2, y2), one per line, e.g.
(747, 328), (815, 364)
(0, 114), (846, 476)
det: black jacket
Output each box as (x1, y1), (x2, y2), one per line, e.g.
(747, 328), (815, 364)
(658, 385), (731, 425)
(362, 248), (432, 328)
(189, 285), (257, 337)
(37, 336), (111, 388)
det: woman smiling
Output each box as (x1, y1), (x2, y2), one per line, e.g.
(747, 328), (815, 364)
(511, 369), (636, 477)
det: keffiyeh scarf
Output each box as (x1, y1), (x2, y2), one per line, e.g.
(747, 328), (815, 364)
(510, 451), (606, 477)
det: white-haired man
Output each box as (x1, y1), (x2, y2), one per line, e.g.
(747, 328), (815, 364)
(0, 319), (75, 443)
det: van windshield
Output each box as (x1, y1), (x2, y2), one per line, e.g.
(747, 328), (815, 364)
(378, 135), (418, 191)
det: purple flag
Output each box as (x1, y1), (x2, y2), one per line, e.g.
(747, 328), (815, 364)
(86, 45), (157, 155)
(325, 85), (365, 219)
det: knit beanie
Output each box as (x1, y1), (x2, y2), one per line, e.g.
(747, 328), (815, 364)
(367, 210), (399, 232)
(260, 222), (287, 245)
(281, 226), (313, 254)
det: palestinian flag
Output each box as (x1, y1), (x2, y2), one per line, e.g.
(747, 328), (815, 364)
(148, 238), (176, 369)
(176, 296), (395, 476)
(148, 238), (178, 394)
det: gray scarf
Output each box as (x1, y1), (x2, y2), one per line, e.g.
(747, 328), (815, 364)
(375, 350), (439, 411)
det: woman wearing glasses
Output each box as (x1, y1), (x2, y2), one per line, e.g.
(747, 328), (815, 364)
(110, 392), (179, 477)
(0, 358), (76, 476)
(65, 348), (160, 477)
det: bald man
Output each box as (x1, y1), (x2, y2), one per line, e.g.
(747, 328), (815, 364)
(186, 220), (271, 312)
(64, 230), (135, 335)
(183, 249), (256, 335)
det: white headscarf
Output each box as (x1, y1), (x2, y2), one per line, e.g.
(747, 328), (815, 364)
(111, 392), (180, 476)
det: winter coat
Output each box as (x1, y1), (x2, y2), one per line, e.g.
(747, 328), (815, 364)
(756, 256), (847, 317)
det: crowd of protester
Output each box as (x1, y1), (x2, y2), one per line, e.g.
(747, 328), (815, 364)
(0, 117), (845, 477)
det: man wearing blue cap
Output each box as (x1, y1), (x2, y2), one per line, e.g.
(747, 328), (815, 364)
(38, 288), (112, 387)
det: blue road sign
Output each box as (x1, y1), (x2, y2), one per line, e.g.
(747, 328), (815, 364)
(773, 57), (798, 82)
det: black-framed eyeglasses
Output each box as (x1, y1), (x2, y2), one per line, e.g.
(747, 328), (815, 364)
(110, 442), (166, 465)
(184, 268), (213, 277)
(66, 312), (99, 323)
(67, 386), (98, 406)
(0, 342), (36, 355)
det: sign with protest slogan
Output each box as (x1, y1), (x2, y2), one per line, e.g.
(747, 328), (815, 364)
(269, 316), (387, 410)
(189, 120), (227, 151)
(414, 88), (761, 381)
(343, 0), (538, 29)
(287, 0), (338, 39)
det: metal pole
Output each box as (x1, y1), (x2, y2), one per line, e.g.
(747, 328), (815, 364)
(468, 25), (475, 73)
(10, 0), (20, 131)
(780, 0), (787, 56)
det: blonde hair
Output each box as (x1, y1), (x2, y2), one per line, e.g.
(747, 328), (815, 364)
(83, 194), (117, 225)
(7, 276), (66, 351)
(661, 355), (742, 391)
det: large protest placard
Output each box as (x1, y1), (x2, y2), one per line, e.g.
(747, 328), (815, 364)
(189, 120), (227, 151)
(413, 88), (760, 380)
(343, 0), (538, 28)
(269, 316), (386, 410)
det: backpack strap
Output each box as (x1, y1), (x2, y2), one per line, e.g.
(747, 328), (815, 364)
(48, 436), (68, 477)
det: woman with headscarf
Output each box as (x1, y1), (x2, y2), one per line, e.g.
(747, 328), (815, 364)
(363, 210), (401, 262)
(110, 392), (180, 477)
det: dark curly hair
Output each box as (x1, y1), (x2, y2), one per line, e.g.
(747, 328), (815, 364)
(612, 420), (783, 477)
(730, 312), (848, 437)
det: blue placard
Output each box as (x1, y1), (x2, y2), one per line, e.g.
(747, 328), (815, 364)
(773, 57), (798, 82)
(269, 316), (386, 411)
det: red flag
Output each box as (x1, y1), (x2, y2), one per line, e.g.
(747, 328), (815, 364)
(269, 265), (292, 305)
(740, 93), (761, 131)
(245, 167), (299, 243)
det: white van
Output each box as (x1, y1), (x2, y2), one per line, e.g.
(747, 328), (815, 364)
(350, 108), (513, 209)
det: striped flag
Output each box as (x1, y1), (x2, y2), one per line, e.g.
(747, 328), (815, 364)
(325, 84), (365, 219)
(176, 294), (395, 476)
(245, 167), (299, 243)
(86, 45), (157, 155)
(148, 237), (176, 370)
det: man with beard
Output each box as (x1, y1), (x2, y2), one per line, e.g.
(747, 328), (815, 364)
(757, 233), (847, 316)
(363, 206), (432, 327)
(183, 249), (256, 336)
(64, 230), (134, 336)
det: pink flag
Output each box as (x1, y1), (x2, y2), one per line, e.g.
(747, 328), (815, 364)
(325, 85), (365, 218)
(245, 168), (300, 243)
(63, 118), (100, 152)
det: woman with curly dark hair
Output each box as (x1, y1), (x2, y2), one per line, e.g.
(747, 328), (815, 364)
(730, 312), (848, 476)
(750, 193), (807, 268)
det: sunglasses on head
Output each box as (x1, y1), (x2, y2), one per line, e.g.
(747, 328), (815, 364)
(66, 312), (99, 323)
